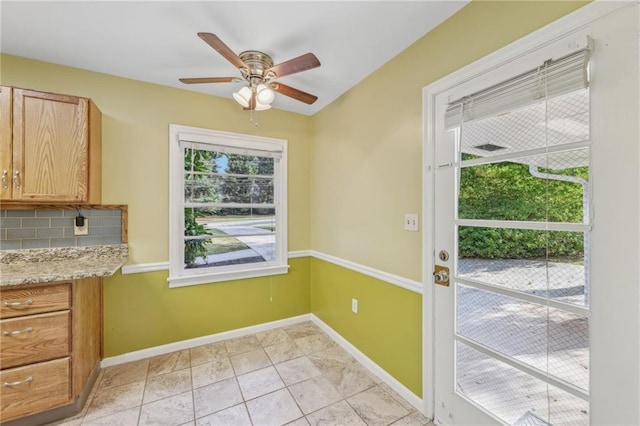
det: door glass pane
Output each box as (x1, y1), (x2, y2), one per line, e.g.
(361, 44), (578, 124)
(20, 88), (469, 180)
(459, 149), (589, 223)
(457, 342), (589, 426)
(450, 69), (590, 425)
(458, 226), (588, 306)
(459, 89), (589, 158)
(457, 284), (589, 390)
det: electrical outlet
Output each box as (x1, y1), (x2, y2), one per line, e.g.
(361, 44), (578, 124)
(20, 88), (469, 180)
(404, 214), (418, 231)
(352, 298), (358, 314)
(74, 219), (89, 236)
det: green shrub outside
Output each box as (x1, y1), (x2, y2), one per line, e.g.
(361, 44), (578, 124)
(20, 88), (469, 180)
(458, 157), (587, 259)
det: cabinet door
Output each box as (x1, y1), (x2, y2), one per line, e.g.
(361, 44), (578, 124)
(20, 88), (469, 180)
(0, 311), (71, 369)
(0, 357), (71, 421)
(12, 89), (89, 202)
(0, 86), (12, 201)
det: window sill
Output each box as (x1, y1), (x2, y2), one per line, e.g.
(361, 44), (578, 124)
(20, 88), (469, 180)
(167, 264), (290, 288)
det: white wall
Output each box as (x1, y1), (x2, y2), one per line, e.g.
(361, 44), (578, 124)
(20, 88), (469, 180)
(589, 3), (639, 424)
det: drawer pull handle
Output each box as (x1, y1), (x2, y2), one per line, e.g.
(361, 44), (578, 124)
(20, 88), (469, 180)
(2, 299), (34, 307)
(3, 376), (34, 387)
(3, 326), (34, 336)
(1, 170), (7, 189)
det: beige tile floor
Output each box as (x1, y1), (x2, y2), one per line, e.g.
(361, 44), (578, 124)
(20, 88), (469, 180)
(49, 322), (433, 426)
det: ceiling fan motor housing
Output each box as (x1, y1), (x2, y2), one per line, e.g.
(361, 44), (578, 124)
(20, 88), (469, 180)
(239, 51), (275, 85)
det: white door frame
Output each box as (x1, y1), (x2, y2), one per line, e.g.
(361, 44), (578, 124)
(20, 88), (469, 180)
(421, 0), (638, 420)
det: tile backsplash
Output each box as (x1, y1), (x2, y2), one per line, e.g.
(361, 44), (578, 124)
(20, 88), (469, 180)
(0, 209), (122, 250)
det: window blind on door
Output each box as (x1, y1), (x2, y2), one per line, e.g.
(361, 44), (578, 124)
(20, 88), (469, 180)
(445, 46), (591, 129)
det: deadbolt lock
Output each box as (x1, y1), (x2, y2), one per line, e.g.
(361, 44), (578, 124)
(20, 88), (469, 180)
(439, 250), (449, 261)
(433, 265), (450, 286)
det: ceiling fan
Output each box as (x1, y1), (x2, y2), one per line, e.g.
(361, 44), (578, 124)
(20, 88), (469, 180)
(179, 33), (321, 110)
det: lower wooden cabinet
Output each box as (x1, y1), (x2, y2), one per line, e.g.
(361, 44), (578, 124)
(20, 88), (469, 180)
(0, 358), (71, 421)
(0, 278), (102, 423)
(0, 282), (71, 319)
(0, 311), (71, 369)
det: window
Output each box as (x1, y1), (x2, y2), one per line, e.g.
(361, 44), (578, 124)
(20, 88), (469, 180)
(169, 125), (288, 287)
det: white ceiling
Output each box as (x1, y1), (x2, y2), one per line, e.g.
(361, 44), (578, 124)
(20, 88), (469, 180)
(1, 1), (468, 116)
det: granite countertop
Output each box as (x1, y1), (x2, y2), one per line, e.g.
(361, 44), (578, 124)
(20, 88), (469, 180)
(0, 244), (129, 286)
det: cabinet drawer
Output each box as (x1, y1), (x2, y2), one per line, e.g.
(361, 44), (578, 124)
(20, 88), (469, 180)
(0, 357), (71, 422)
(1, 311), (70, 369)
(0, 283), (71, 319)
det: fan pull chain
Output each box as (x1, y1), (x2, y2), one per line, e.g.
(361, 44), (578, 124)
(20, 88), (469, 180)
(250, 106), (259, 127)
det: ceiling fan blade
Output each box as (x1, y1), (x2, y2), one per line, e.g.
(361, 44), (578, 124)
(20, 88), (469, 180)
(266, 53), (320, 79)
(271, 83), (318, 105)
(179, 77), (240, 84)
(197, 33), (246, 69)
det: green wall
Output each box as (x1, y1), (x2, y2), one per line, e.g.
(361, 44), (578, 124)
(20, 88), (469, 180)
(104, 258), (311, 357)
(311, 258), (422, 396)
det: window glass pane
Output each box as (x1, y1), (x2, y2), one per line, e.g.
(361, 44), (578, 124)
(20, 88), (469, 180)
(184, 150), (275, 205)
(459, 149), (589, 223)
(457, 284), (589, 390)
(184, 207), (276, 269)
(458, 226), (588, 306)
(185, 174), (274, 204)
(456, 342), (589, 425)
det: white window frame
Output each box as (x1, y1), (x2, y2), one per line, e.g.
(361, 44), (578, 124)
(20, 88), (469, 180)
(168, 124), (288, 288)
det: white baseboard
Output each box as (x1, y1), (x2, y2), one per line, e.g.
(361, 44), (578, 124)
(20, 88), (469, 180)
(433, 416), (451, 426)
(100, 312), (424, 414)
(310, 314), (423, 412)
(101, 314), (312, 367)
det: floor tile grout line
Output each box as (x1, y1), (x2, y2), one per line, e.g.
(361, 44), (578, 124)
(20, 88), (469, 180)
(142, 356), (150, 409)
(343, 390), (375, 426)
(189, 385), (196, 426)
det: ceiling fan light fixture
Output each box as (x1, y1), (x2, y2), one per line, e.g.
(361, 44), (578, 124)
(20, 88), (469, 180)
(181, 33), (320, 122)
(254, 100), (272, 111)
(256, 84), (275, 105)
(233, 86), (252, 108)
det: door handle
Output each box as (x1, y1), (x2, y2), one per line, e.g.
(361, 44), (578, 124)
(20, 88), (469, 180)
(434, 265), (450, 286)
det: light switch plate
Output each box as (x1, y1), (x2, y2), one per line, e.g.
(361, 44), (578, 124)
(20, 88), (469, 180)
(404, 214), (418, 231)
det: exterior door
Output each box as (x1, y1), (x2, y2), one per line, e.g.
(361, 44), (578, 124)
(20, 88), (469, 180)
(429, 34), (593, 426)
(425, 3), (639, 425)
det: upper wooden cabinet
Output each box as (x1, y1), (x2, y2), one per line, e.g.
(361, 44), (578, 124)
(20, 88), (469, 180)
(0, 87), (13, 201)
(0, 87), (102, 203)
